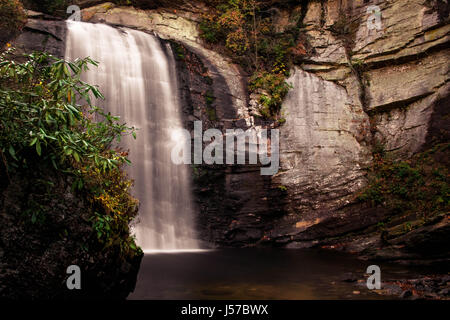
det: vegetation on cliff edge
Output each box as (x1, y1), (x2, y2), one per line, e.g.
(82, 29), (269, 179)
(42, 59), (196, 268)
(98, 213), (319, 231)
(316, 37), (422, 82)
(0, 48), (142, 259)
(199, 0), (307, 119)
(357, 143), (450, 236)
(0, 0), (27, 47)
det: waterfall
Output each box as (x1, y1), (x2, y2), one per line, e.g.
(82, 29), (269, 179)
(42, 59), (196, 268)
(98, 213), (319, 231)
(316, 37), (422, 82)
(65, 21), (199, 252)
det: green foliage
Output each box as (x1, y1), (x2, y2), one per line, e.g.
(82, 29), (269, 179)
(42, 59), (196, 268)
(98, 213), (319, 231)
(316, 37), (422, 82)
(204, 90), (216, 106)
(172, 42), (186, 60)
(113, 0), (134, 6)
(0, 48), (135, 174)
(23, 199), (47, 225)
(376, 221), (385, 229)
(404, 221), (412, 232)
(202, 90), (217, 120)
(84, 163), (140, 259)
(91, 211), (113, 240)
(0, 48), (141, 258)
(0, 0), (27, 47)
(24, 0), (68, 15)
(357, 143), (450, 222)
(199, 18), (223, 43)
(351, 58), (365, 68)
(277, 117), (286, 125)
(249, 71), (292, 111)
(89, 209), (142, 257)
(206, 107), (217, 121)
(199, 0), (305, 119)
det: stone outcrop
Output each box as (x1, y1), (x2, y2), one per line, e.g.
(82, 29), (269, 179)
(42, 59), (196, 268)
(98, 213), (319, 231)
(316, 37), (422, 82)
(301, 0), (450, 158)
(278, 68), (371, 212)
(12, 18), (67, 58)
(280, 0), (449, 255)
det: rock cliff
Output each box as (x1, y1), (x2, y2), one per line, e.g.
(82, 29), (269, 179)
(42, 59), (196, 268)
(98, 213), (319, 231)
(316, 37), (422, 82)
(9, 0), (450, 263)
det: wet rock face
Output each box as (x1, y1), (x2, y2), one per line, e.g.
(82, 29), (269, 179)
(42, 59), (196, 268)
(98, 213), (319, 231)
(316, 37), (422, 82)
(278, 68), (371, 213)
(12, 19), (67, 58)
(170, 42), (283, 247)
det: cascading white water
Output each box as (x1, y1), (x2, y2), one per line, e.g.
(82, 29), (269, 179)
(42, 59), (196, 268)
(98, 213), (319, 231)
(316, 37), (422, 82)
(65, 21), (199, 252)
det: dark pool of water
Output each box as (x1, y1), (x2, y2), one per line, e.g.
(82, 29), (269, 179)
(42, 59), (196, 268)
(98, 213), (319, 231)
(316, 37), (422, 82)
(128, 249), (424, 300)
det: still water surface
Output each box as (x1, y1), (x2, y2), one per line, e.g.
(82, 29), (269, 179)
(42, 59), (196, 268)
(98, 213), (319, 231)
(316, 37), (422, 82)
(128, 249), (424, 300)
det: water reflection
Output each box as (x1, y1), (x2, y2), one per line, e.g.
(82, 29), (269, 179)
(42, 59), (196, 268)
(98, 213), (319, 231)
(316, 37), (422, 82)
(128, 249), (417, 300)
